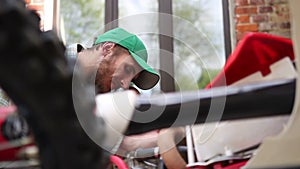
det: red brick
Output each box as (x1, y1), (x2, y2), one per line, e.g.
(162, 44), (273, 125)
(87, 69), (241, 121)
(279, 13), (290, 21)
(236, 23), (259, 32)
(269, 13), (290, 22)
(235, 0), (249, 6)
(274, 4), (289, 13)
(24, 0), (31, 4)
(27, 4), (44, 12)
(235, 6), (257, 15)
(249, 0), (265, 5)
(279, 22), (290, 29)
(258, 6), (273, 13)
(251, 14), (269, 22)
(236, 15), (250, 23)
(236, 31), (253, 42)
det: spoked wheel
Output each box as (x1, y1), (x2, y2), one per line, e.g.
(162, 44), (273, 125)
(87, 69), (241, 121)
(0, 0), (109, 168)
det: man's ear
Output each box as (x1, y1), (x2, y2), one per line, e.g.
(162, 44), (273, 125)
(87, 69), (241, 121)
(102, 42), (116, 57)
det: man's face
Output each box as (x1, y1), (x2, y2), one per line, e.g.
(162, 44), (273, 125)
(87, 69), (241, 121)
(95, 52), (142, 94)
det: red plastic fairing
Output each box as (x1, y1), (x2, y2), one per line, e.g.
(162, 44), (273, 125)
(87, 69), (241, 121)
(206, 33), (294, 88)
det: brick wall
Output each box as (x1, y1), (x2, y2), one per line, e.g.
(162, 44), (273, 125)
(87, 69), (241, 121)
(25, 0), (45, 30)
(234, 0), (291, 43)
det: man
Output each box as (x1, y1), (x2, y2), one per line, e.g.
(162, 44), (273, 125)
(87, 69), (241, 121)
(73, 27), (160, 94)
(70, 27), (162, 156)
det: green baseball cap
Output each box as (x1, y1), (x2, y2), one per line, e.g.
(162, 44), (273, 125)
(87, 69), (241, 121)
(94, 27), (160, 90)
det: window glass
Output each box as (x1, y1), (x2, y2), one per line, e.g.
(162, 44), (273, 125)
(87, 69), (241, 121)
(119, 0), (225, 92)
(119, 0), (160, 94)
(173, 0), (225, 91)
(60, 0), (105, 46)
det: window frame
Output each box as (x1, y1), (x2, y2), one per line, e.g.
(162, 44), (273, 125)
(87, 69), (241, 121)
(104, 0), (231, 92)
